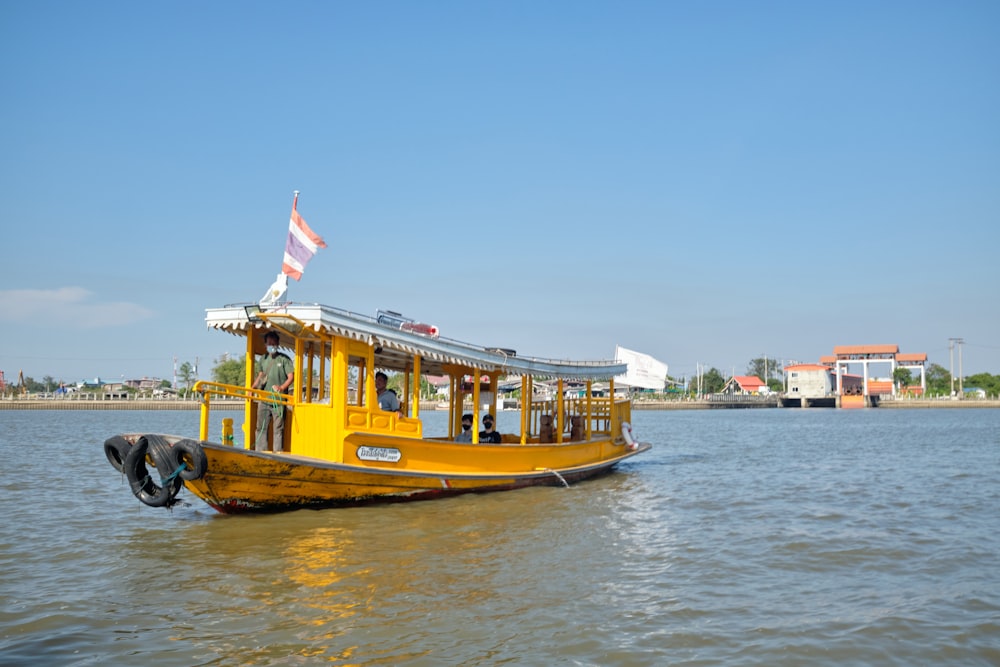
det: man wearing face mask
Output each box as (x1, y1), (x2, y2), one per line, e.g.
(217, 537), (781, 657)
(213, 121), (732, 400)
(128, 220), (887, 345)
(455, 413), (474, 443)
(252, 330), (294, 452)
(479, 414), (502, 443)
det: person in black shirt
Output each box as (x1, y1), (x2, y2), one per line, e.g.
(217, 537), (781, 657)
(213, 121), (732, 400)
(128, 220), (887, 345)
(479, 414), (502, 443)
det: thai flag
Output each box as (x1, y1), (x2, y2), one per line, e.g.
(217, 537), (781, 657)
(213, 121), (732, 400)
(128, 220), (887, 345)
(281, 192), (327, 281)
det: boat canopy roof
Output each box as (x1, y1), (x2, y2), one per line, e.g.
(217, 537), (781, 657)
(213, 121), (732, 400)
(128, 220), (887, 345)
(206, 303), (626, 381)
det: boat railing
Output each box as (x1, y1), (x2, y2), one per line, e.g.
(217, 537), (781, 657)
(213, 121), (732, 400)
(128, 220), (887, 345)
(193, 380), (293, 441)
(527, 396), (629, 441)
(194, 380), (290, 404)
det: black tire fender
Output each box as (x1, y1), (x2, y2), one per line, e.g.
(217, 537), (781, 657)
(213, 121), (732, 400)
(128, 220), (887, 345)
(171, 439), (207, 480)
(123, 435), (183, 508)
(103, 435), (132, 473)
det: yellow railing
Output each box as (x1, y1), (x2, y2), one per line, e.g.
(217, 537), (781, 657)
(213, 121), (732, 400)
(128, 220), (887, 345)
(194, 380), (289, 404)
(193, 380), (292, 441)
(525, 396), (629, 442)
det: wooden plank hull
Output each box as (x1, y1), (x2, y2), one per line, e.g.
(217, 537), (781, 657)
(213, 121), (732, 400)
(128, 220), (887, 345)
(143, 436), (650, 514)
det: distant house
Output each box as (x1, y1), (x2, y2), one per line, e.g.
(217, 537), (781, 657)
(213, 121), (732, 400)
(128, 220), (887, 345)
(721, 375), (767, 395)
(785, 364), (834, 398)
(125, 377), (164, 392)
(425, 375), (451, 398)
(785, 364), (862, 398)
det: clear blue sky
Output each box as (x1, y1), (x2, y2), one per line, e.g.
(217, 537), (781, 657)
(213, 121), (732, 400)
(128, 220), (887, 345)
(2, 0), (998, 386)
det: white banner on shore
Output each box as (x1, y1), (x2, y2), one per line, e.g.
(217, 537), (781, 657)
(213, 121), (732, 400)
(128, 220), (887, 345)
(614, 345), (668, 390)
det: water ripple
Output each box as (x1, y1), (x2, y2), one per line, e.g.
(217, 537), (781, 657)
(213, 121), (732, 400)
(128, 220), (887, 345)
(1, 409), (999, 665)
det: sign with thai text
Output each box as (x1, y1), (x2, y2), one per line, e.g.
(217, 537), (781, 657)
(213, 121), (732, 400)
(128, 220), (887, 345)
(357, 446), (401, 463)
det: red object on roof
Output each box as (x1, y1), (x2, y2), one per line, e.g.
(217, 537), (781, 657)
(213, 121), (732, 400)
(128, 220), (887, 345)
(896, 353), (927, 362)
(400, 321), (439, 338)
(733, 375), (766, 390)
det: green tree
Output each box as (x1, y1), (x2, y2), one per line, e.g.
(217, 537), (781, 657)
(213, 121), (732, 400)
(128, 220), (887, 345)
(213, 355), (246, 386)
(700, 367), (726, 395)
(178, 361), (197, 393)
(964, 373), (1000, 396)
(893, 367), (912, 390)
(747, 356), (781, 383)
(925, 363), (952, 396)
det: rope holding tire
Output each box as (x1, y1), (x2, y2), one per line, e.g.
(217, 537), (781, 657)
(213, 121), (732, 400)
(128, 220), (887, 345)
(123, 435), (184, 508)
(171, 439), (208, 481)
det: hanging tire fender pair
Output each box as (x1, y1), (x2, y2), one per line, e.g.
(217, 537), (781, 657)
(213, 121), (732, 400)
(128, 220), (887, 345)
(108, 435), (208, 508)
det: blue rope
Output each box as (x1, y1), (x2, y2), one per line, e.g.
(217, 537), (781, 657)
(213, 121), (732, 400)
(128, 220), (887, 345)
(160, 463), (188, 485)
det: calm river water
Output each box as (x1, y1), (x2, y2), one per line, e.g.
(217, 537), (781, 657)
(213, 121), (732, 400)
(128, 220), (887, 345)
(1, 408), (998, 666)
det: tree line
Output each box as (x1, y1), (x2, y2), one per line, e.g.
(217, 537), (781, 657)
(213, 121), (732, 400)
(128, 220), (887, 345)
(7, 355), (1000, 399)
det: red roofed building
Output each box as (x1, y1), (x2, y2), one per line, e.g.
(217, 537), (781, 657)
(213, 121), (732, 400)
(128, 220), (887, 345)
(721, 375), (768, 395)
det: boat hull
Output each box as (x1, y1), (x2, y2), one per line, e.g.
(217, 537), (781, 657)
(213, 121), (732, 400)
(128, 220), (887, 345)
(114, 434), (650, 514)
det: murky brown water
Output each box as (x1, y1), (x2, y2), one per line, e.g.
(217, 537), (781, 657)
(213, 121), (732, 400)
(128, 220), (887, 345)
(2, 408), (998, 665)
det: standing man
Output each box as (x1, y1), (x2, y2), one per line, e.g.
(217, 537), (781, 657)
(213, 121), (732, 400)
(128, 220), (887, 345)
(252, 331), (294, 452)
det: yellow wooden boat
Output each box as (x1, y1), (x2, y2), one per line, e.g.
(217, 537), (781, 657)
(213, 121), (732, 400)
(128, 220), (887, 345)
(103, 302), (650, 513)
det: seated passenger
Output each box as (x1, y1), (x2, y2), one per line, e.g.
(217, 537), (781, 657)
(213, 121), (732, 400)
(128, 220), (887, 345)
(479, 414), (502, 443)
(375, 371), (400, 412)
(455, 413), (473, 443)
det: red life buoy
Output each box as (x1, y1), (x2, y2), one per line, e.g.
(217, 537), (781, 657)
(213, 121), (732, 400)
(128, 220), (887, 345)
(620, 422), (638, 450)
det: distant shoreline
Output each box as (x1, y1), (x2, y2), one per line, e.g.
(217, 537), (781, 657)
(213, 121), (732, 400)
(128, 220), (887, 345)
(2, 398), (997, 411)
(0, 399), (242, 411)
(633, 399), (1000, 410)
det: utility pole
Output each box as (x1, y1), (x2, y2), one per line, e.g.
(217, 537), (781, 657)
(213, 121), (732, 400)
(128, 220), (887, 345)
(948, 338), (957, 397)
(956, 338), (964, 397)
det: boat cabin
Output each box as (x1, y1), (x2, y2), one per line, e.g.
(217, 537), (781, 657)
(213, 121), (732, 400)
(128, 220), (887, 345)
(195, 303), (634, 460)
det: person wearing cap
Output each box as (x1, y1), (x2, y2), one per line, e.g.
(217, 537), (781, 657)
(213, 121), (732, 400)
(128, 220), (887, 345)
(455, 413), (474, 443)
(479, 414), (502, 443)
